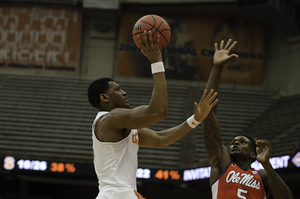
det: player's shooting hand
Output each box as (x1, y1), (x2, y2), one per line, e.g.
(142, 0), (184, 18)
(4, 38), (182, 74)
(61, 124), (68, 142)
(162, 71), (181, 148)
(194, 89), (218, 122)
(137, 30), (162, 63)
(213, 39), (238, 66)
(256, 139), (271, 165)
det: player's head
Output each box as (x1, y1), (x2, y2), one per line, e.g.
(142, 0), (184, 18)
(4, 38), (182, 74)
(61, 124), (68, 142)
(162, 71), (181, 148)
(88, 77), (129, 110)
(229, 135), (257, 163)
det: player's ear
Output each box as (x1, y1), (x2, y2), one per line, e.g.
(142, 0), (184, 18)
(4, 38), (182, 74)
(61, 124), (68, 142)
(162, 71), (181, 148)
(250, 151), (256, 160)
(100, 94), (109, 103)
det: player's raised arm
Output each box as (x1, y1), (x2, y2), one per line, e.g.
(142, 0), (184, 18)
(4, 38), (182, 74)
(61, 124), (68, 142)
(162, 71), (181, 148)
(202, 39), (238, 184)
(138, 30), (168, 121)
(138, 89), (218, 148)
(105, 30), (168, 130)
(207, 39), (238, 114)
(256, 140), (293, 199)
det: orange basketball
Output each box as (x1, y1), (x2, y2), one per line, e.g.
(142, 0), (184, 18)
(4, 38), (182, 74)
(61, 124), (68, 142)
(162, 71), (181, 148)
(132, 14), (171, 50)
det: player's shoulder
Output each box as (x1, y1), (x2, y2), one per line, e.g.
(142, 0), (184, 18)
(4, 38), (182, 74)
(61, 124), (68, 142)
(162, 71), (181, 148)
(95, 111), (109, 121)
(257, 169), (270, 196)
(258, 169), (268, 182)
(109, 107), (132, 115)
(97, 108), (131, 129)
(258, 169), (267, 176)
(94, 111), (111, 128)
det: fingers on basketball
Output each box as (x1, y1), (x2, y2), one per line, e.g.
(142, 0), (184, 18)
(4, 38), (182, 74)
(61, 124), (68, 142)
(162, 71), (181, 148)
(132, 14), (171, 50)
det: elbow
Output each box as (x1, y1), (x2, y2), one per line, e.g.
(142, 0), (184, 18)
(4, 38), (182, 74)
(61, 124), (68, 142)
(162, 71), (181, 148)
(157, 142), (168, 149)
(162, 104), (168, 117)
(159, 138), (169, 148)
(159, 145), (168, 149)
(161, 107), (168, 118)
(147, 104), (168, 122)
(156, 105), (168, 120)
(156, 135), (169, 149)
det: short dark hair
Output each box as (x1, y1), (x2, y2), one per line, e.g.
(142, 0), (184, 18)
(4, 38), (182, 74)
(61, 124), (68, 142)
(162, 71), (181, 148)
(87, 77), (114, 109)
(243, 134), (257, 162)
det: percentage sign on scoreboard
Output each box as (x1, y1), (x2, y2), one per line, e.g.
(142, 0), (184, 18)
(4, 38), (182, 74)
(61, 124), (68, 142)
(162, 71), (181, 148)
(169, 170), (180, 180)
(50, 162), (76, 173)
(65, 163), (76, 173)
(155, 170), (180, 180)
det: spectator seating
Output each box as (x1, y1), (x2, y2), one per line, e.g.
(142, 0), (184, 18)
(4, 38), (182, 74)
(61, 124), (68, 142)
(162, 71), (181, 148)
(0, 74), (289, 170)
(243, 93), (300, 157)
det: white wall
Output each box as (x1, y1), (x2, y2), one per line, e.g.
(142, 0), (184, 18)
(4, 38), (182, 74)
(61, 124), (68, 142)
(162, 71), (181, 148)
(80, 23), (117, 79)
(263, 27), (300, 96)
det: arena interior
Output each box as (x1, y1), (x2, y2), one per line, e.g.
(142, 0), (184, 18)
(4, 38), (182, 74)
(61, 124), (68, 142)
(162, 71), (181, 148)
(0, 0), (300, 198)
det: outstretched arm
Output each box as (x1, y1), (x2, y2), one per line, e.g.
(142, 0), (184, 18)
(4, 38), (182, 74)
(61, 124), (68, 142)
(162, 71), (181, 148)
(202, 39), (238, 185)
(256, 140), (293, 199)
(107, 31), (168, 130)
(207, 39), (238, 113)
(139, 89), (218, 148)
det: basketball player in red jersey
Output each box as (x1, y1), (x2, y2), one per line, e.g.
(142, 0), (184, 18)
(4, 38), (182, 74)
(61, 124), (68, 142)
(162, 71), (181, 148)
(88, 30), (218, 199)
(202, 39), (293, 199)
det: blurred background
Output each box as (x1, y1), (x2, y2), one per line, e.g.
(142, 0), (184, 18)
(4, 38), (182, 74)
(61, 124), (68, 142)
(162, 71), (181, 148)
(0, 0), (300, 198)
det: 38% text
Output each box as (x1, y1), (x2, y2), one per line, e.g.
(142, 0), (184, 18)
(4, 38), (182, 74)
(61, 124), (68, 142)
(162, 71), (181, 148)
(50, 162), (76, 173)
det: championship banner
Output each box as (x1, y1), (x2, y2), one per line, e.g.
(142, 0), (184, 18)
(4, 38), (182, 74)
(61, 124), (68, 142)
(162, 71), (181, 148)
(0, 6), (82, 75)
(116, 11), (265, 85)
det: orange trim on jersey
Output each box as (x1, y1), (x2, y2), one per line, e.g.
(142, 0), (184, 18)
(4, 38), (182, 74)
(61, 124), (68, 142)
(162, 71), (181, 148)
(134, 190), (145, 199)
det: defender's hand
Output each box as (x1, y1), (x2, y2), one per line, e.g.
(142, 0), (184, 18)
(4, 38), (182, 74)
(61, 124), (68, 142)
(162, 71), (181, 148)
(214, 39), (238, 66)
(256, 139), (271, 165)
(137, 30), (162, 63)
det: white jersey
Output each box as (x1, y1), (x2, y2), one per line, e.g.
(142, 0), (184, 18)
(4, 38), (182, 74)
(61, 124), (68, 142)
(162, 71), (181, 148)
(92, 111), (140, 199)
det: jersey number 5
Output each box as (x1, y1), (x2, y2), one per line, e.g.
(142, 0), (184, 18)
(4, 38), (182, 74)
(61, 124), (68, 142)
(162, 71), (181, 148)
(237, 188), (248, 199)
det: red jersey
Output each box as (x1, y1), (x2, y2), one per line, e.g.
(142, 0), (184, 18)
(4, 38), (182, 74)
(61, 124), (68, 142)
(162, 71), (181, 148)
(211, 162), (266, 199)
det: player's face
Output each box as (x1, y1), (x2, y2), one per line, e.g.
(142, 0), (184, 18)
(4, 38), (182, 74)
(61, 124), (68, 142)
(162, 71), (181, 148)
(106, 81), (130, 109)
(229, 136), (253, 158)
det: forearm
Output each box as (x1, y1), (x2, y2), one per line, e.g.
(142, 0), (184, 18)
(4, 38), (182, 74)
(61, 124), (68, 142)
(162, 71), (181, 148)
(149, 71), (168, 117)
(262, 161), (293, 199)
(206, 65), (224, 92)
(156, 122), (192, 148)
(140, 31), (167, 118)
(206, 65), (224, 114)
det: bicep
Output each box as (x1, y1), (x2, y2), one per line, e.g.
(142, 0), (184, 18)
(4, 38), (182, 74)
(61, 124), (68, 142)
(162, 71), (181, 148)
(107, 106), (166, 130)
(138, 128), (163, 148)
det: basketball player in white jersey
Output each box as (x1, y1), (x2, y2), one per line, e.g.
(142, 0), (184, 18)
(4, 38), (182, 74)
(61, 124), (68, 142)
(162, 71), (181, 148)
(87, 31), (219, 199)
(202, 39), (293, 199)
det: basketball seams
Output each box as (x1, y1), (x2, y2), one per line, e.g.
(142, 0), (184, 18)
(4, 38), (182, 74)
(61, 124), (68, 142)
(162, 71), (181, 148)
(150, 14), (156, 27)
(132, 21), (170, 44)
(132, 20), (156, 37)
(132, 14), (171, 49)
(159, 29), (171, 44)
(153, 21), (170, 44)
(151, 20), (163, 36)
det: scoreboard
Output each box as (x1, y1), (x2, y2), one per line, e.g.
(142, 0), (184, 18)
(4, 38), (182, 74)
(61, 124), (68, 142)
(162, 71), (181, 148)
(2, 153), (300, 182)
(2, 156), (95, 177)
(2, 155), (184, 181)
